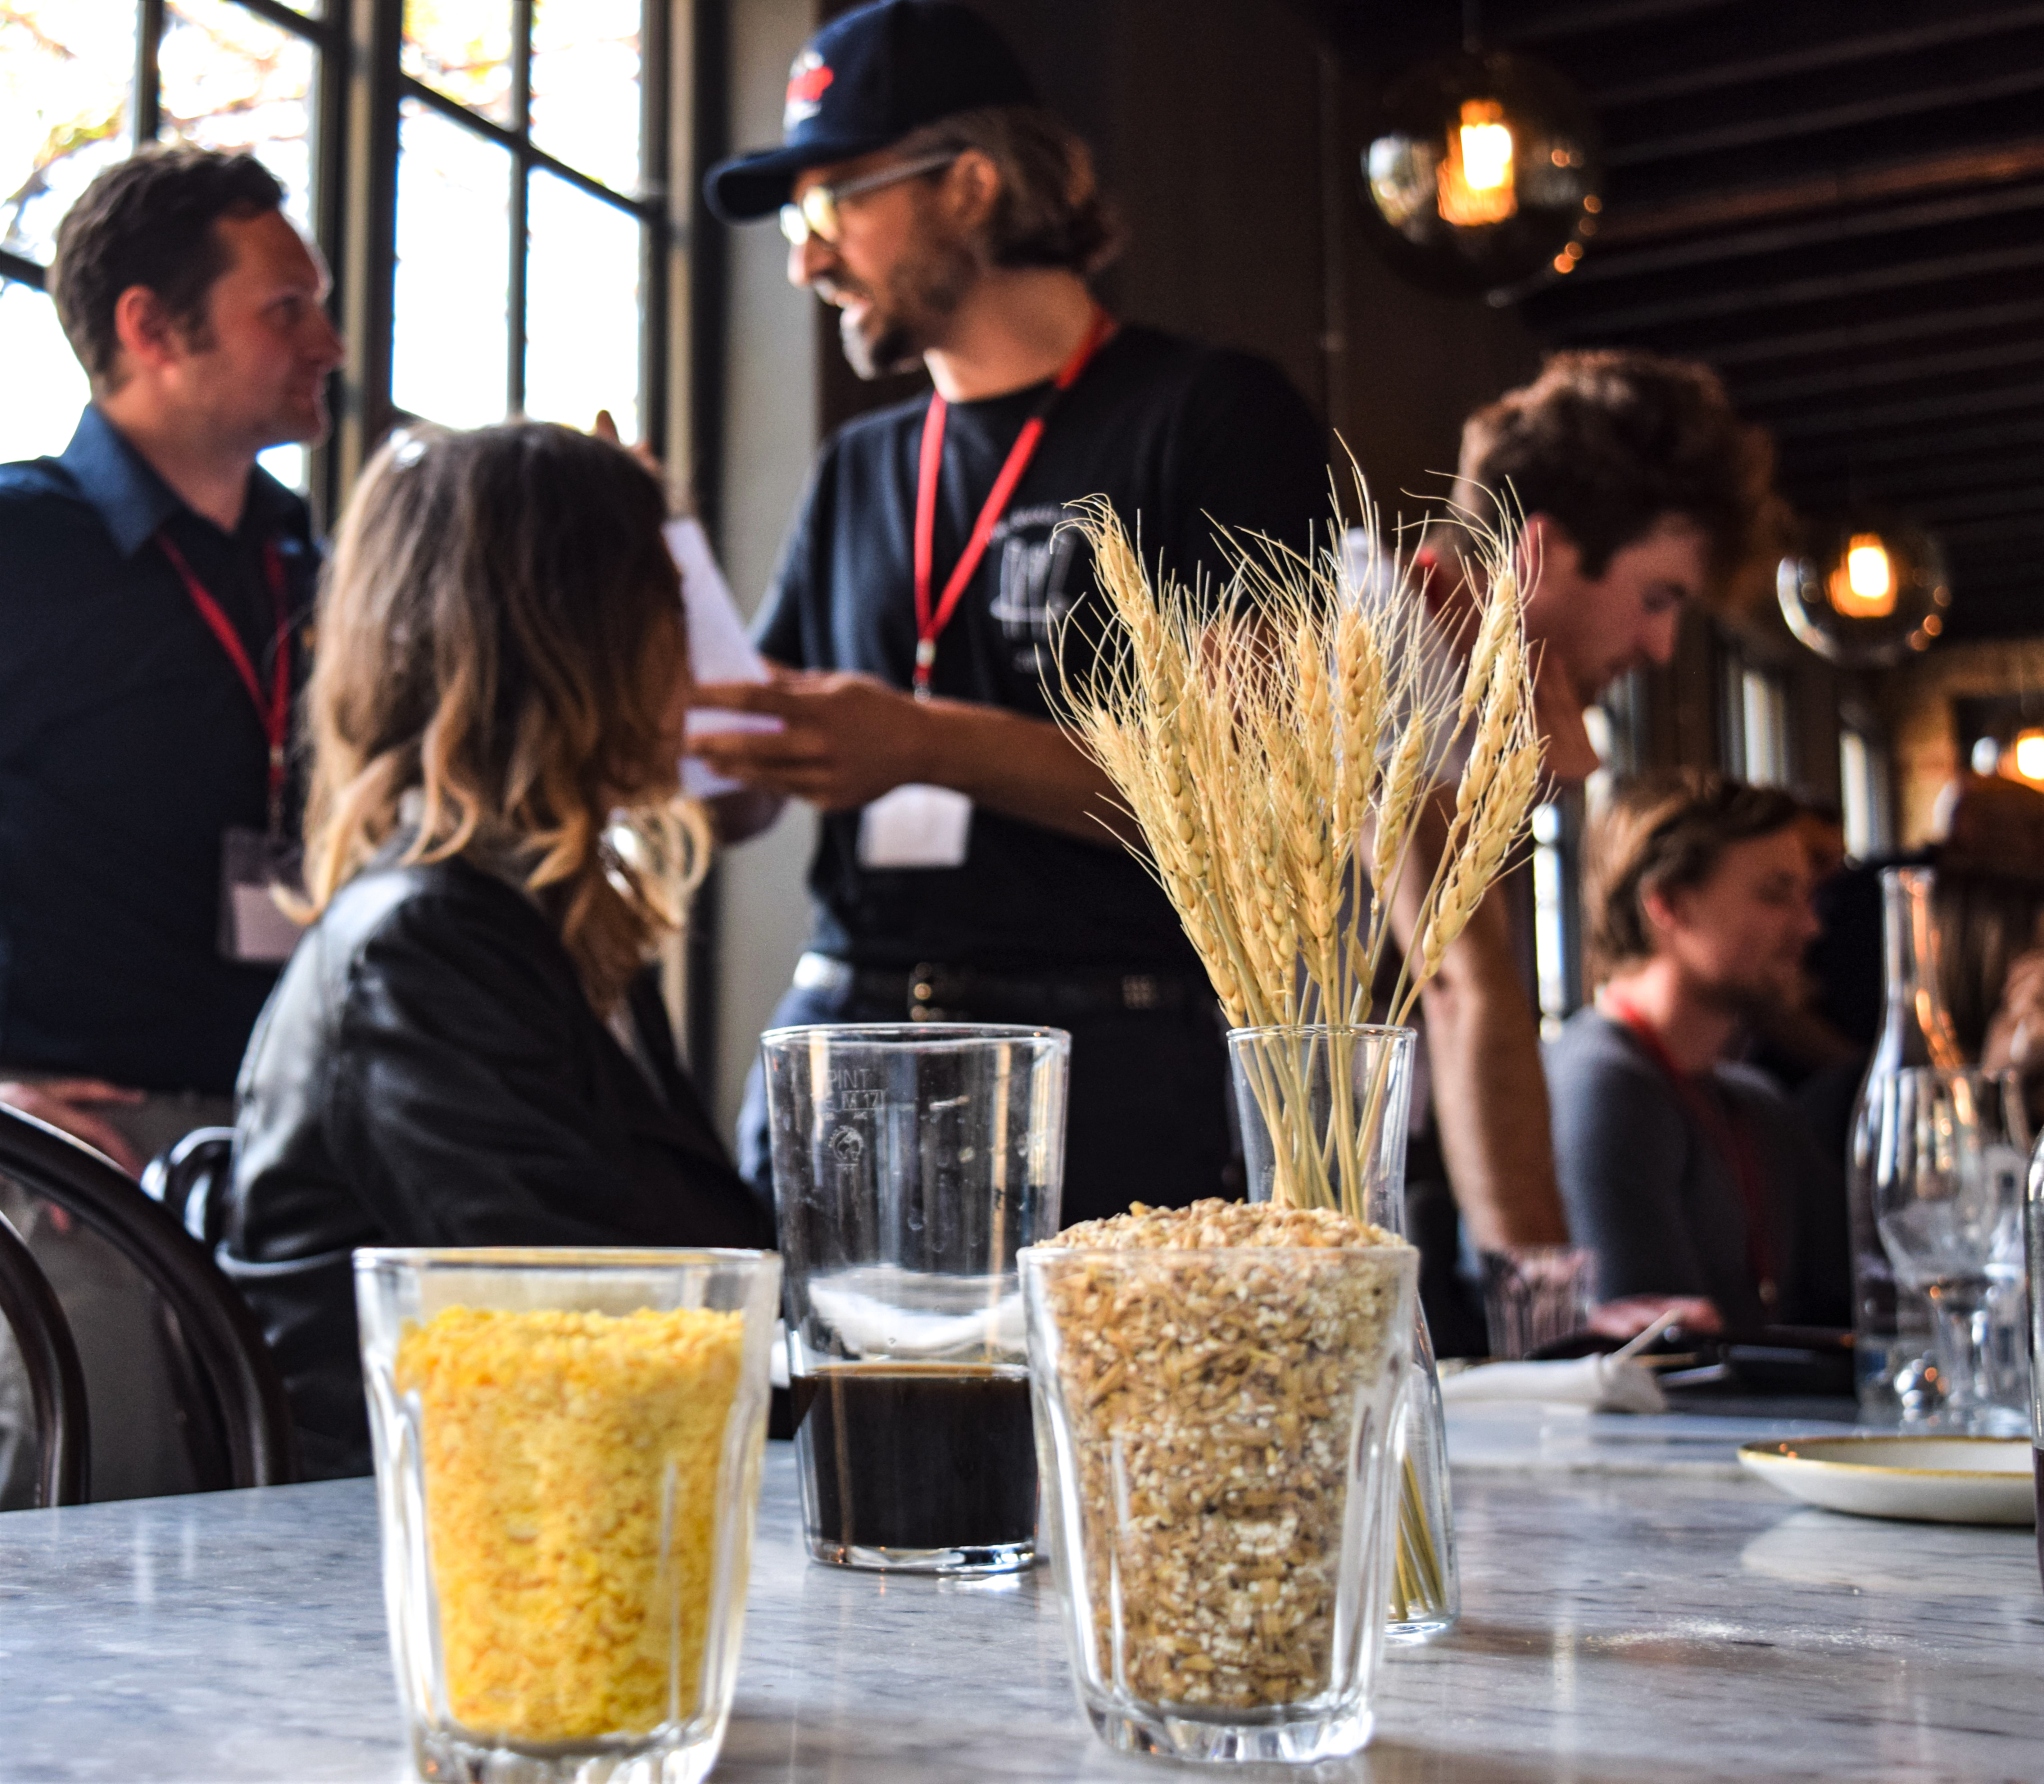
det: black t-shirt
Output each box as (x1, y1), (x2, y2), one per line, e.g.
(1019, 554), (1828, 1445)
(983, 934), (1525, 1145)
(755, 323), (1328, 974)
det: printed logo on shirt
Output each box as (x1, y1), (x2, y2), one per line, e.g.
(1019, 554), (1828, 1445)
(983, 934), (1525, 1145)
(784, 50), (833, 127)
(988, 503), (1083, 675)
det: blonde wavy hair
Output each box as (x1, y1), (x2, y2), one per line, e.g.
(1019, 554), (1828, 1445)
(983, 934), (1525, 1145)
(301, 421), (709, 1013)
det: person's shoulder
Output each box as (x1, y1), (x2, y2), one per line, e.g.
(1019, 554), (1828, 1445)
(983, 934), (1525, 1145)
(1716, 1060), (1795, 1116)
(823, 386), (931, 458)
(1103, 324), (1309, 413)
(0, 454), (90, 519)
(322, 856), (562, 985)
(1544, 1007), (1660, 1086)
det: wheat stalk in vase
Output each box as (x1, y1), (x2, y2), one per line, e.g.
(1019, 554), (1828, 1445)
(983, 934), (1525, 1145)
(1053, 489), (1543, 1224)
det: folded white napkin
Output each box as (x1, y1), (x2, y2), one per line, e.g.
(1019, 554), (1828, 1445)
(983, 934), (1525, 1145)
(1438, 1354), (1668, 1415)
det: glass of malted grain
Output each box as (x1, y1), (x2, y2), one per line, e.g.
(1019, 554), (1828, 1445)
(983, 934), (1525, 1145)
(356, 1247), (780, 1784)
(1023, 1206), (1418, 1765)
(760, 1022), (1069, 1575)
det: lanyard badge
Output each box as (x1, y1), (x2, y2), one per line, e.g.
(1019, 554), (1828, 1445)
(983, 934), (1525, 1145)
(157, 529), (294, 838)
(909, 306), (1115, 699)
(158, 529), (305, 963)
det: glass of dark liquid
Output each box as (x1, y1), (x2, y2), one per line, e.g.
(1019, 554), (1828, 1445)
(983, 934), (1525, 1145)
(761, 1023), (1069, 1575)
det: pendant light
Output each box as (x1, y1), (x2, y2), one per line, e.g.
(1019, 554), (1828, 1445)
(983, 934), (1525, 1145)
(1777, 516), (1950, 667)
(1358, 11), (1602, 303)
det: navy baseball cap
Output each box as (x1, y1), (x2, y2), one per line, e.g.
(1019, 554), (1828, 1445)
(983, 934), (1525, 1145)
(703, 0), (1038, 224)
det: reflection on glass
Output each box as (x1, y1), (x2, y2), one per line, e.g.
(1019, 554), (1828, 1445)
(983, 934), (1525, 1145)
(161, 0), (318, 232)
(393, 99), (509, 428)
(0, 279), (90, 464)
(524, 169), (640, 440)
(0, 0), (138, 268)
(402, 0), (513, 127)
(530, 0), (642, 195)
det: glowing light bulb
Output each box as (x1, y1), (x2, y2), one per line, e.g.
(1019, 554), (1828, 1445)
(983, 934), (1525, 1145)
(1826, 532), (1898, 619)
(1437, 100), (1518, 227)
(2015, 729), (2044, 784)
(1461, 106), (1514, 191)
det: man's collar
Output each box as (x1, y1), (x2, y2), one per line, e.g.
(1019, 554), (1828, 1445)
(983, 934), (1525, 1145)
(56, 404), (295, 557)
(57, 405), (185, 559)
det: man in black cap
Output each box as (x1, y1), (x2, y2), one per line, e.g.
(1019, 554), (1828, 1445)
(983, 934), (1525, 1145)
(694, 0), (1328, 1227)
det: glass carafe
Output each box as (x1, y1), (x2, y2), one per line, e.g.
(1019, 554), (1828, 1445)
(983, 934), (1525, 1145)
(1849, 867), (1965, 1421)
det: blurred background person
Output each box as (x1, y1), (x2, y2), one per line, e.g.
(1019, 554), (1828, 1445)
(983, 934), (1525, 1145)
(0, 146), (342, 1172)
(221, 422), (772, 1479)
(1547, 770), (1850, 1336)
(1392, 349), (1779, 1351)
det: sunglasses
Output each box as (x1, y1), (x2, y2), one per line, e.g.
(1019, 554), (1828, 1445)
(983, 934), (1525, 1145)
(779, 152), (959, 247)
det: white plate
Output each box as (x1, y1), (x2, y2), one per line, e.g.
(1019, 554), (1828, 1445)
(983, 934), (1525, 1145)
(1738, 1435), (2034, 1526)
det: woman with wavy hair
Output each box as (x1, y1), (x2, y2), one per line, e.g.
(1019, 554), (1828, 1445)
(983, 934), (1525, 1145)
(222, 421), (772, 1478)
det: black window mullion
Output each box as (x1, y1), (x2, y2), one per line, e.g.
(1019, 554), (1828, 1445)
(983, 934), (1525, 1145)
(0, 248), (47, 290)
(639, 0), (669, 458)
(135, 0), (165, 146)
(507, 0), (533, 416)
(227, 0), (341, 47)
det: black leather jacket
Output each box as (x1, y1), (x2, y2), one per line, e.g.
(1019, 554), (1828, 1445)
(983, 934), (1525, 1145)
(220, 852), (773, 1478)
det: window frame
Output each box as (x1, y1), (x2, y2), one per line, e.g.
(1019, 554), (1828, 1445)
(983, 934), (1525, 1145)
(0, 0), (683, 526)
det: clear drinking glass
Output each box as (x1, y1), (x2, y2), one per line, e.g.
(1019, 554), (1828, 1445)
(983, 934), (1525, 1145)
(760, 1022), (1069, 1574)
(1228, 1023), (1459, 1643)
(356, 1247), (780, 1784)
(1479, 1245), (1595, 1360)
(1873, 1069), (2032, 1434)
(1024, 1240), (1418, 1765)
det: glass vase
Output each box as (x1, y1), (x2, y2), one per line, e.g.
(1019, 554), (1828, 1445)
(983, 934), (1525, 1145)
(1024, 1238), (1417, 1764)
(1849, 867), (1967, 1421)
(1227, 1023), (1459, 1641)
(355, 1247), (781, 1784)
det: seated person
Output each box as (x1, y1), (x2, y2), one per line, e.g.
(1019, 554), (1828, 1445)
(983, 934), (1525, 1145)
(1546, 771), (1850, 1336)
(221, 421), (774, 1478)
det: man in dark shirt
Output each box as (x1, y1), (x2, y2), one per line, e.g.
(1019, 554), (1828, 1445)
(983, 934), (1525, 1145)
(0, 148), (342, 1168)
(695, 0), (1327, 1225)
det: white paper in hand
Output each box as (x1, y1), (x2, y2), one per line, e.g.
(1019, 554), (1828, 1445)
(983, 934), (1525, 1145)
(665, 517), (780, 797)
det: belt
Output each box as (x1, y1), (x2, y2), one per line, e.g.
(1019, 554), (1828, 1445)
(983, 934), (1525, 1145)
(793, 952), (1210, 1023)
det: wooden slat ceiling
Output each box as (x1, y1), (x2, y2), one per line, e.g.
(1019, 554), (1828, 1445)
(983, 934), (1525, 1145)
(1344, 0), (2044, 640)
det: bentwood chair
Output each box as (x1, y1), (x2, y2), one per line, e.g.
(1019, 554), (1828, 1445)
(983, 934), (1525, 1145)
(141, 1124), (238, 1249)
(0, 1208), (88, 1505)
(0, 1106), (295, 1502)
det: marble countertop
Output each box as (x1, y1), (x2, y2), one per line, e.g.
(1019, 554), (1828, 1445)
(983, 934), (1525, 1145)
(2, 1407), (2041, 1782)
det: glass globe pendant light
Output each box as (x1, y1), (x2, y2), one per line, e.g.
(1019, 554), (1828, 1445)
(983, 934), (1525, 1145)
(1360, 43), (1603, 301)
(1777, 516), (1951, 667)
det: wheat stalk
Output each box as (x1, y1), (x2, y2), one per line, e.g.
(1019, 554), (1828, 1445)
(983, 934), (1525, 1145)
(1054, 482), (1542, 1218)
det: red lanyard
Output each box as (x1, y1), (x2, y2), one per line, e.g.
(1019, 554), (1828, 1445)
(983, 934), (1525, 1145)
(1604, 995), (1777, 1310)
(910, 306), (1116, 698)
(157, 529), (293, 832)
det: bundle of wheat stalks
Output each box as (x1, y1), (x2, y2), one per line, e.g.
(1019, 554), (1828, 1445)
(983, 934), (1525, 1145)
(1054, 495), (1541, 1633)
(1054, 492), (1543, 1220)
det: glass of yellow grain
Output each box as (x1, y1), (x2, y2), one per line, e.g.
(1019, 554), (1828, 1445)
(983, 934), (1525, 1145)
(355, 1247), (780, 1784)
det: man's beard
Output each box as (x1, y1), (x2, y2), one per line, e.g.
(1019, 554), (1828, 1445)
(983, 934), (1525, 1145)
(830, 233), (977, 381)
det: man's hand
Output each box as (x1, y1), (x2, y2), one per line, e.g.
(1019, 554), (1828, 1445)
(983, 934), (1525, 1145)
(1984, 948), (2044, 1078)
(690, 671), (930, 811)
(1586, 1294), (1723, 1342)
(0, 1078), (146, 1176)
